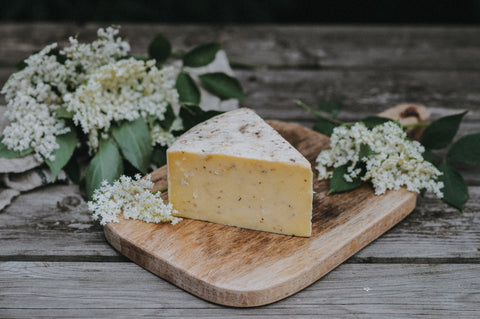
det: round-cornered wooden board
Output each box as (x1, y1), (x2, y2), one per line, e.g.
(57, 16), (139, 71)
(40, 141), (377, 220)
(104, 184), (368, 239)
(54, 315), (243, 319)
(104, 120), (417, 307)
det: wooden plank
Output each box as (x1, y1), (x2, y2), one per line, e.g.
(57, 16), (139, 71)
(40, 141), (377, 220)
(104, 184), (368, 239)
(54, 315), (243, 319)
(354, 190), (480, 262)
(0, 110), (478, 262)
(1, 262), (479, 318)
(0, 184), (121, 259)
(0, 67), (13, 104)
(1, 23), (480, 70)
(104, 120), (417, 306)
(2, 68), (480, 119)
(0, 176), (479, 262)
(234, 70), (480, 118)
(2, 67), (480, 115)
(0, 21), (477, 317)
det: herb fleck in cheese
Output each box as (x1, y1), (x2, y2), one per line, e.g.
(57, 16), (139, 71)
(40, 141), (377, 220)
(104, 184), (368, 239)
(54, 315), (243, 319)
(168, 108), (313, 236)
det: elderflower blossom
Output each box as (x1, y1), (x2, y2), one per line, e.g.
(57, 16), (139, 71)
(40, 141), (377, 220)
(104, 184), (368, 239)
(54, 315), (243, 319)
(151, 125), (177, 147)
(1, 94), (70, 160)
(1, 43), (70, 103)
(0, 27), (131, 160)
(61, 26), (130, 85)
(316, 121), (444, 197)
(65, 58), (178, 151)
(88, 174), (182, 226)
(151, 116), (183, 147)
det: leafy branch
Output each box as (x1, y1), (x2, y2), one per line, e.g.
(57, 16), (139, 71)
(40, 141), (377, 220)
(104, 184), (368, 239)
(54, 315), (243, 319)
(0, 29), (245, 199)
(79, 34), (245, 198)
(298, 99), (479, 211)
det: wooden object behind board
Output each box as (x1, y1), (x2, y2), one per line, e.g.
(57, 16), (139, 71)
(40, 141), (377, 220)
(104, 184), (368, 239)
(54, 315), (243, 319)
(104, 117), (418, 307)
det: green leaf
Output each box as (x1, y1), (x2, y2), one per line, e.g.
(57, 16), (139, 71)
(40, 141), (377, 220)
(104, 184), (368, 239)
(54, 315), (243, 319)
(158, 104), (176, 131)
(146, 114), (157, 128)
(15, 60), (27, 71)
(63, 155), (80, 184)
(361, 116), (393, 129)
(438, 161), (469, 211)
(317, 100), (342, 117)
(183, 43), (221, 68)
(448, 133), (480, 165)
(176, 71), (200, 106)
(55, 107), (74, 119)
(45, 130), (78, 181)
(422, 149), (438, 165)
(148, 33), (171, 64)
(421, 111), (468, 150)
(83, 139), (123, 199)
(111, 118), (152, 174)
(313, 120), (337, 137)
(198, 72), (245, 100)
(0, 136), (34, 158)
(47, 47), (67, 64)
(359, 143), (376, 160)
(147, 105), (176, 132)
(152, 146), (168, 167)
(179, 105), (223, 132)
(328, 165), (364, 194)
(419, 188), (427, 198)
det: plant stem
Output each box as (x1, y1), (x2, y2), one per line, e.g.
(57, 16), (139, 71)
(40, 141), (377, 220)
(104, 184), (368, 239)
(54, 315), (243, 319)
(294, 100), (343, 126)
(403, 122), (431, 129)
(340, 122), (357, 127)
(171, 49), (185, 59)
(229, 60), (257, 70)
(153, 187), (168, 195)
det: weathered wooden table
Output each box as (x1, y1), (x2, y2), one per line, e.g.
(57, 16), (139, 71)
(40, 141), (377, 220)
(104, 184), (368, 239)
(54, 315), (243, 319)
(1, 23), (479, 318)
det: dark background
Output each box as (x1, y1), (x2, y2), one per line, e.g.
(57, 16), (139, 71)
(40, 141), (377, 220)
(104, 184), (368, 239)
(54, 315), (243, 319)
(2, 0), (480, 24)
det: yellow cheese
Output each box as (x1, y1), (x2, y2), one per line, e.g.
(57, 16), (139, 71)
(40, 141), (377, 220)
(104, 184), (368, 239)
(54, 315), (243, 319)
(167, 108), (312, 236)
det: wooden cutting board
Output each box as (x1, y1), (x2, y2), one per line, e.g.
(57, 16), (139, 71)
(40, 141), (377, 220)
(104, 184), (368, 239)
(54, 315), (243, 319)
(104, 120), (417, 307)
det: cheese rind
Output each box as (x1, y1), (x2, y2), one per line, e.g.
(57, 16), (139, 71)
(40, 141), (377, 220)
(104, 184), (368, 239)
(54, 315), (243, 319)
(168, 109), (310, 166)
(167, 108), (312, 236)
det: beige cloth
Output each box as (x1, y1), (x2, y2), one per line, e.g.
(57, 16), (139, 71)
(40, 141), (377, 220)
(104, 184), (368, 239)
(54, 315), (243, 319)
(0, 107), (68, 210)
(185, 50), (239, 112)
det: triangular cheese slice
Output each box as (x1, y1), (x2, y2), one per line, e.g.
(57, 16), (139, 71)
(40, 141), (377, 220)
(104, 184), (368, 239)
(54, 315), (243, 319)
(167, 108), (312, 236)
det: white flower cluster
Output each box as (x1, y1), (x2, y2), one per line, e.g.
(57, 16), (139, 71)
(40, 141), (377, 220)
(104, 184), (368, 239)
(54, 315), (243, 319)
(2, 27), (179, 160)
(1, 95), (70, 161)
(65, 58), (179, 151)
(151, 125), (176, 147)
(88, 174), (182, 226)
(1, 27), (131, 160)
(61, 26), (131, 86)
(316, 121), (444, 197)
(151, 117), (183, 147)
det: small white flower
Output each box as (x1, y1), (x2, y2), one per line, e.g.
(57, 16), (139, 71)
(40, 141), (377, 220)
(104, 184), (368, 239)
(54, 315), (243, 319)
(1, 26), (179, 160)
(0, 27), (131, 160)
(151, 124), (177, 147)
(88, 174), (182, 226)
(66, 58), (179, 152)
(316, 122), (444, 197)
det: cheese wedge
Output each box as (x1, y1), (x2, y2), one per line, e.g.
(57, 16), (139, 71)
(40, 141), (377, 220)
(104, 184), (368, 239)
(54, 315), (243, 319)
(167, 108), (312, 236)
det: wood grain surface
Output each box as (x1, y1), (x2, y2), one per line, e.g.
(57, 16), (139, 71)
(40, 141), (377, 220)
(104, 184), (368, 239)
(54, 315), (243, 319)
(2, 262), (479, 318)
(104, 120), (416, 307)
(1, 23), (479, 318)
